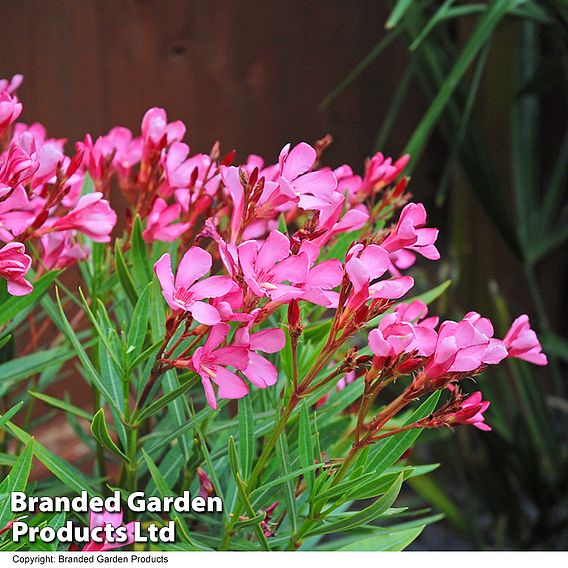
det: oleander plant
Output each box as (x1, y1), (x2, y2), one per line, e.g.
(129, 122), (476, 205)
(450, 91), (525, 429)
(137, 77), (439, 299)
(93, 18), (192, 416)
(0, 74), (548, 551)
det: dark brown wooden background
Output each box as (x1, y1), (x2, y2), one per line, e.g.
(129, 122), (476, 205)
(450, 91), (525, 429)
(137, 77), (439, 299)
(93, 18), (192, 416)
(1, 0), (428, 176)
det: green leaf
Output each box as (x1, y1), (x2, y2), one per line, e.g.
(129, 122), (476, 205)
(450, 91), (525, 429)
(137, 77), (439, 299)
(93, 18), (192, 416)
(404, 0), (516, 167)
(29, 392), (92, 422)
(130, 216), (153, 287)
(142, 450), (194, 545)
(114, 240), (138, 306)
(238, 396), (255, 480)
(91, 409), (127, 460)
(307, 473), (404, 537)
(0, 440), (34, 528)
(0, 401), (23, 429)
(127, 283), (151, 359)
(0, 418), (97, 494)
(365, 392), (442, 474)
(338, 525), (425, 551)
(298, 402), (315, 494)
(385, 0), (414, 29)
(276, 432), (297, 532)
(136, 376), (197, 423)
(54, 289), (121, 413)
(0, 271), (59, 327)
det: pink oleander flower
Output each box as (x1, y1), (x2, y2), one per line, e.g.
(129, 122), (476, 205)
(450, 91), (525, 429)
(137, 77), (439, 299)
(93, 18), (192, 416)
(141, 107), (185, 150)
(234, 325), (286, 388)
(0, 91), (23, 134)
(447, 391), (491, 431)
(142, 197), (189, 242)
(277, 142), (337, 212)
(0, 242), (33, 296)
(222, 165), (296, 243)
(368, 303), (437, 362)
(40, 230), (89, 270)
(345, 243), (414, 310)
(238, 229), (309, 301)
(190, 323), (250, 409)
(0, 140), (39, 189)
(424, 312), (507, 382)
(82, 509), (135, 552)
(295, 241), (343, 307)
(154, 247), (234, 325)
(0, 74), (23, 95)
(504, 314), (548, 366)
(81, 127), (142, 181)
(10, 128), (64, 188)
(0, 185), (36, 241)
(381, 203), (440, 270)
(49, 192), (117, 242)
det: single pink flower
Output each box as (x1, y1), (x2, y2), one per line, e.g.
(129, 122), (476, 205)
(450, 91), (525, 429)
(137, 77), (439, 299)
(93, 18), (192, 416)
(503, 314), (548, 366)
(82, 509), (135, 552)
(154, 247), (234, 325)
(345, 244), (414, 310)
(447, 391), (491, 431)
(190, 323), (250, 409)
(142, 197), (189, 242)
(234, 325), (286, 388)
(238, 230), (309, 301)
(0, 140), (39, 188)
(0, 91), (22, 134)
(40, 230), (89, 270)
(141, 107), (185, 150)
(49, 192), (117, 242)
(424, 313), (507, 381)
(381, 202), (440, 264)
(0, 185), (36, 241)
(0, 242), (33, 296)
(277, 142), (337, 212)
(0, 74), (23, 95)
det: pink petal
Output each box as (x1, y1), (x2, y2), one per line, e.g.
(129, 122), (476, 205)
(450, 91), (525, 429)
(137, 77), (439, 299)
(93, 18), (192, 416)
(256, 230), (290, 271)
(243, 352), (278, 388)
(212, 346), (250, 371)
(281, 142), (316, 180)
(189, 301), (221, 325)
(175, 247), (212, 289)
(249, 328), (286, 353)
(211, 366), (249, 399)
(154, 253), (176, 309)
(190, 276), (235, 300)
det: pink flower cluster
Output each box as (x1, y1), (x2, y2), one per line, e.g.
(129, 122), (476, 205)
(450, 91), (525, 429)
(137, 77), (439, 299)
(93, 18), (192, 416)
(1, 72), (548, 436)
(0, 75), (117, 295)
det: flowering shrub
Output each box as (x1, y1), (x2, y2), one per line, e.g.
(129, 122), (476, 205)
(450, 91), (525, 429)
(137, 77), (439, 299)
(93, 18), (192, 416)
(0, 74), (547, 552)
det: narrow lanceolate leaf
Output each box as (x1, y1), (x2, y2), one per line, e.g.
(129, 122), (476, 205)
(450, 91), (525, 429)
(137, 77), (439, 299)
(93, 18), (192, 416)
(136, 376), (197, 423)
(29, 392), (92, 422)
(0, 419), (97, 494)
(91, 409), (127, 460)
(131, 215), (153, 287)
(55, 289), (121, 413)
(127, 283), (151, 360)
(385, 0), (414, 29)
(0, 401), (23, 429)
(276, 433), (297, 532)
(338, 525), (425, 551)
(238, 396), (255, 480)
(142, 450), (193, 545)
(0, 440), (34, 528)
(365, 391), (442, 475)
(298, 402), (315, 494)
(114, 239), (138, 306)
(306, 473), (404, 537)
(0, 271), (60, 327)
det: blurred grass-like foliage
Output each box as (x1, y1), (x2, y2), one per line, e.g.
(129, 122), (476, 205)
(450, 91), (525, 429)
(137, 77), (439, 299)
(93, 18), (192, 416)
(323, 0), (568, 550)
